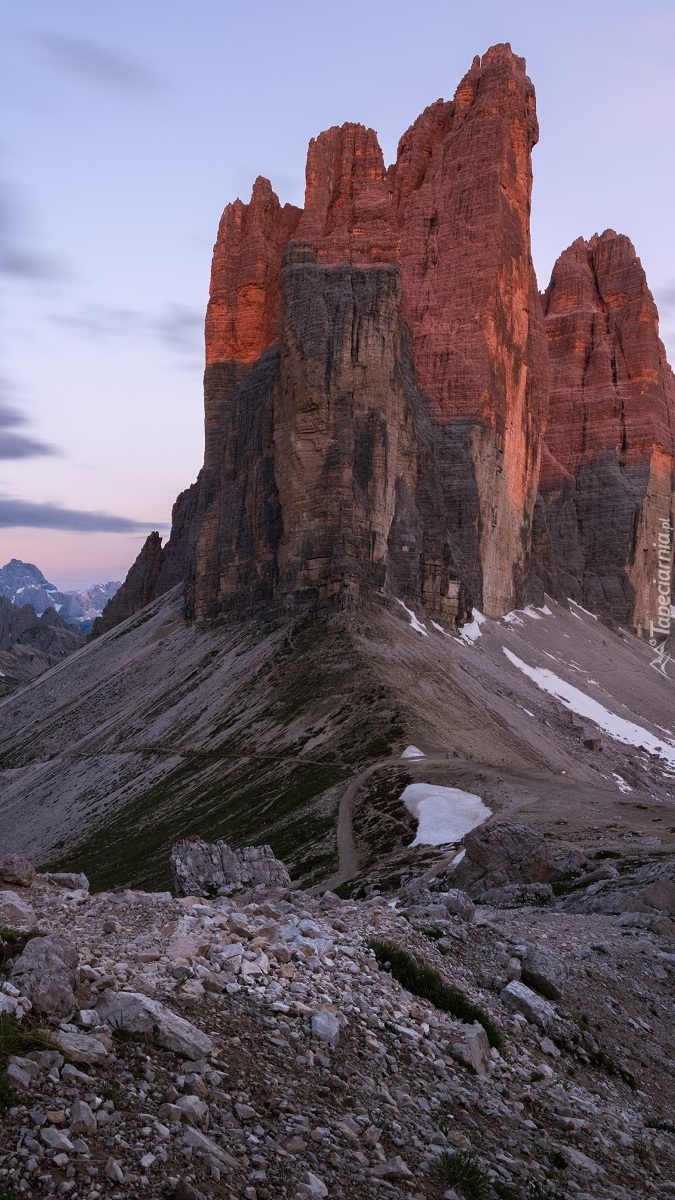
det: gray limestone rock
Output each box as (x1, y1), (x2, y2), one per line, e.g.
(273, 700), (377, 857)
(10, 935), (77, 1016)
(170, 837), (290, 897)
(96, 989), (213, 1058)
(451, 819), (560, 898)
(500, 980), (558, 1031)
(520, 942), (566, 1001)
(0, 855), (36, 888)
(0, 889), (36, 933)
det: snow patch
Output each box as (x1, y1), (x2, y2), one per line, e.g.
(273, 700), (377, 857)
(567, 598), (598, 620)
(401, 745), (426, 759)
(503, 648), (675, 769)
(502, 611), (524, 627)
(612, 773), (632, 794)
(396, 599), (428, 636)
(401, 783), (491, 847)
(458, 609), (486, 645)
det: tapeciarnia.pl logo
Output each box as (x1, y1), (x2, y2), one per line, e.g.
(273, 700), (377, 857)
(649, 517), (673, 678)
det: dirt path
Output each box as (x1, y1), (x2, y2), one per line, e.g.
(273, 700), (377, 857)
(321, 752), (461, 891)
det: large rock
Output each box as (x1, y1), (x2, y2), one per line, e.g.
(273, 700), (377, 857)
(500, 980), (558, 1031)
(0, 855), (36, 888)
(450, 819), (559, 898)
(10, 935), (78, 1017)
(450, 1022), (492, 1076)
(0, 890), (36, 934)
(559, 860), (675, 918)
(520, 943), (565, 1002)
(96, 990), (213, 1058)
(171, 838), (291, 897)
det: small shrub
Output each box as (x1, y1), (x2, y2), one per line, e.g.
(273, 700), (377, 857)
(0, 1011), (57, 1067)
(590, 1047), (636, 1090)
(434, 1149), (489, 1199)
(645, 1117), (675, 1133)
(367, 939), (502, 1050)
(548, 1150), (568, 1170)
(0, 1075), (17, 1112)
(101, 1079), (124, 1106)
(422, 924), (445, 941)
(0, 928), (19, 944)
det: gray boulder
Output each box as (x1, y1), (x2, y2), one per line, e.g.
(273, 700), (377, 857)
(450, 1022), (491, 1075)
(0, 890), (36, 934)
(96, 989), (213, 1058)
(450, 820), (559, 899)
(10, 935), (78, 1017)
(519, 943), (565, 1001)
(40, 871), (89, 892)
(0, 855), (36, 888)
(171, 837), (290, 897)
(439, 889), (476, 922)
(500, 980), (558, 1031)
(559, 860), (675, 918)
(479, 883), (554, 908)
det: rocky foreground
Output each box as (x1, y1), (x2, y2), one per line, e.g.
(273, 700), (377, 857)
(1, 843), (675, 1200)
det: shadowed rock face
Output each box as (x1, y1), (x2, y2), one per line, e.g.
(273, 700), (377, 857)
(391, 45), (549, 616)
(192, 246), (465, 624)
(100, 46), (674, 641)
(536, 231), (675, 628)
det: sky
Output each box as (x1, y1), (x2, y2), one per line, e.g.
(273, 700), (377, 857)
(1, 0), (674, 590)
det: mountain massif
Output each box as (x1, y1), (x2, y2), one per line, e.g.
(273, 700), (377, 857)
(1, 44), (674, 899)
(97, 42), (674, 643)
(0, 595), (83, 696)
(0, 560), (120, 633)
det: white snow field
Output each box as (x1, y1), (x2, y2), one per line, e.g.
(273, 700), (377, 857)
(401, 745), (426, 759)
(401, 783), (491, 847)
(503, 648), (675, 769)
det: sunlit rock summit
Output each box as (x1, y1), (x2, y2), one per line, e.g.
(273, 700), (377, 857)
(99, 44), (674, 639)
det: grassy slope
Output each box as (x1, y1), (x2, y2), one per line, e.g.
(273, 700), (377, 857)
(46, 613), (406, 892)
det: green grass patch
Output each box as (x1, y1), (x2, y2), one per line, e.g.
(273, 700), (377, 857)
(0, 1074), (17, 1112)
(367, 939), (502, 1050)
(0, 1012), (57, 1068)
(434, 1149), (489, 1199)
(590, 1047), (636, 1090)
(645, 1117), (675, 1133)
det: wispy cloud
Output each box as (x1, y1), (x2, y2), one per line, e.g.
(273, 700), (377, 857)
(26, 32), (165, 94)
(52, 302), (203, 357)
(0, 178), (64, 283)
(0, 393), (55, 461)
(0, 495), (158, 532)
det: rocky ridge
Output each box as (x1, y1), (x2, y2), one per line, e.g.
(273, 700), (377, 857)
(0, 596), (84, 698)
(1, 842), (675, 1200)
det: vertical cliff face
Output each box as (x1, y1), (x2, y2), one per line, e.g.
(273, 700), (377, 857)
(391, 44), (549, 616)
(539, 231), (675, 628)
(191, 244), (464, 624)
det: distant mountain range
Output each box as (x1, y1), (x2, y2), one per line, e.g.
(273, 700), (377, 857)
(0, 559), (120, 634)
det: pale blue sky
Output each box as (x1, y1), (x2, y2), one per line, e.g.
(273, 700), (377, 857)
(1, 0), (674, 588)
